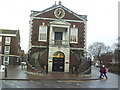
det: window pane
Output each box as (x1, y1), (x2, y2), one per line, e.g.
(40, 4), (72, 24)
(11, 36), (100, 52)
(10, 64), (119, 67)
(4, 57), (8, 61)
(5, 46), (10, 54)
(5, 37), (11, 44)
(3, 56), (9, 65)
(70, 28), (78, 43)
(6, 47), (9, 51)
(40, 26), (47, 33)
(39, 25), (47, 41)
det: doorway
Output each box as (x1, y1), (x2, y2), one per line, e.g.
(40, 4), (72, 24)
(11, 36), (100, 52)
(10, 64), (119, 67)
(52, 51), (65, 72)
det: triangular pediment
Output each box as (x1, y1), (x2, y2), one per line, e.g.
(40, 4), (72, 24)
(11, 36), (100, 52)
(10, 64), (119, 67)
(31, 3), (87, 21)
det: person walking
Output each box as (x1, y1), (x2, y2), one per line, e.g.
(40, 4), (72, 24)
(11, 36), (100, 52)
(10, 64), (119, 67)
(99, 65), (108, 79)
(99, 66), (103, 79)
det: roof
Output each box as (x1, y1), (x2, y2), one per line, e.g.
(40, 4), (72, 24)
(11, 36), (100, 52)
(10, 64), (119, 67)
(0, 29), (19, 35)
(30, 2), (87, 21)
(0, 29), (20, 37)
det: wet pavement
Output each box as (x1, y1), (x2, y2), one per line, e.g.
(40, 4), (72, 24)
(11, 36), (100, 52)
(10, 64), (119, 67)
(0, 65), (119, 88)
(0, 65), (99, 80)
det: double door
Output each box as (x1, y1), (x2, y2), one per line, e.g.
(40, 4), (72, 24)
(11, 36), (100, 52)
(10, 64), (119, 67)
(52, 57), (64, 72)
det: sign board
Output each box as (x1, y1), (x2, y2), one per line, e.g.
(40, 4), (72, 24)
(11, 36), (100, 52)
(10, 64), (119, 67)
(0, 65), (5, 72)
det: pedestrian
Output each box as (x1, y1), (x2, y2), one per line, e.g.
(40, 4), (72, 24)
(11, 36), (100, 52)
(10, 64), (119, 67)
(99, 65), (103, 79)
(99, 65), (108, 79)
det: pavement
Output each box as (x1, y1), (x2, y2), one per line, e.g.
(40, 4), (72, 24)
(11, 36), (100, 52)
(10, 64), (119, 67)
(0, 65), (100, 80)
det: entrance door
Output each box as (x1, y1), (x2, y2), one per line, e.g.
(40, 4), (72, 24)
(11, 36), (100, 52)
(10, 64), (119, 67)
(52, 57), (64, 72)
(54, 32), (63, 45)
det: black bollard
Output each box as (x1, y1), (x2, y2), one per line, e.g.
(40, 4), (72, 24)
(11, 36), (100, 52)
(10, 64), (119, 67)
(72, 67), (74, 74)
(46, 64), (48, 74)
(5, 67), (7, 78)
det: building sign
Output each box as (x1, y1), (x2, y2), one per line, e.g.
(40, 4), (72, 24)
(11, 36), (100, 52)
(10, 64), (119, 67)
(53, 53), (65, 58)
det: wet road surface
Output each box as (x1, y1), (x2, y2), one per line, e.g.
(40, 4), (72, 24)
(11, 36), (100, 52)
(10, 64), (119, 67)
(1, 78), (119, 88)
(1, 66), (119, 89)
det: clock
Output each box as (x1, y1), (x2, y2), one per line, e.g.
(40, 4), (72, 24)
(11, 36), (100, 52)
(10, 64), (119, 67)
(54, 8), (65, 18)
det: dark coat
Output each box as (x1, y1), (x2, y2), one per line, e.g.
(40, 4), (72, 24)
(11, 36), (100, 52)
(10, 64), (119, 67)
(99, 67), (106, 73)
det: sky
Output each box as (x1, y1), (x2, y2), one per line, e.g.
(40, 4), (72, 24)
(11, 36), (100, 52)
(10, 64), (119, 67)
(0, 0), (119, 52)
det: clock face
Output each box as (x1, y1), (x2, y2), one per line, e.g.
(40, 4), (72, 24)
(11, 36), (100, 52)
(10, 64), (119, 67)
(54, 8), (65, 18)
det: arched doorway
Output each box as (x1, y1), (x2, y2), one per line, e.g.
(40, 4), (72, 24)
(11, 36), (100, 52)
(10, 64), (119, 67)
(52, 51), (65, 72)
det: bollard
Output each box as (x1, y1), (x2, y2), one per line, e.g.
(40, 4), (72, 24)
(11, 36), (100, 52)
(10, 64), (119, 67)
(46, 64), (48, 74)
(5, 67), (7, 78)
(72, 67), (74, 74)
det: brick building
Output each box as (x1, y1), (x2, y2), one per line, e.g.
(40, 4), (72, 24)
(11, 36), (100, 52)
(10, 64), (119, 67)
(0, 29), (21, 65)
(20, 50), (26, 62)
(113, 49), (120, 64)
(101, 53), (113, 67)
(28, 2), (87, 73)
(93, 53), (114, 67)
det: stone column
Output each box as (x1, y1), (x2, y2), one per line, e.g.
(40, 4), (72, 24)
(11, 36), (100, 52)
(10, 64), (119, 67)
(48, 47), (53, 72)
(64, 48), (70, 72)
(49, 26), (53, 45)
(67, 27), (70, 45)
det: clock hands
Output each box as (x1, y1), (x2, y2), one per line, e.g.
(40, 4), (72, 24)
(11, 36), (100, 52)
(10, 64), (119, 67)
(57, 10), (62, 17)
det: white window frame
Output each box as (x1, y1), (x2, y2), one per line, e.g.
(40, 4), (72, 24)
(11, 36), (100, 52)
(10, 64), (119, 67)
(3, 56), (9, 65)
(0, 37), (2, 42)
(5, 37), (11, 45)
(38, 25), (47, 42)
(4, 46), (10, 54)
(70, 28), (78, 43)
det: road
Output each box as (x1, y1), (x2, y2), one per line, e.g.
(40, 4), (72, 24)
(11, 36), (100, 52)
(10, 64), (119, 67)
(1, 66), (120, 89)
(1, 79), (119, 88)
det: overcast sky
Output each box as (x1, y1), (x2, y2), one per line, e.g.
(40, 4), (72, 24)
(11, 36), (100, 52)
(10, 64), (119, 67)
(0, 0), (118, 52)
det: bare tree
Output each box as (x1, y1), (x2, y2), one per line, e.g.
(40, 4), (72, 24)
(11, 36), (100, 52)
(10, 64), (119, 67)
(88, 42), (108, 65)
(112, 37), (120, 50)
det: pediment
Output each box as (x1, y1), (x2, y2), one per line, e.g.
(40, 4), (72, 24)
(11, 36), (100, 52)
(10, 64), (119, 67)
(50, 20), (71, 25)
(31, 3), (87, 21)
